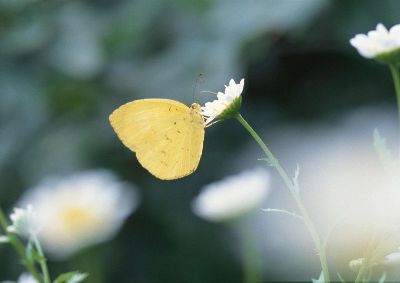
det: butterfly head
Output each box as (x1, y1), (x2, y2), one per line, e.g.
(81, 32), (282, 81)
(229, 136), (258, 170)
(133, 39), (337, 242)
(190, 103), (202, 113)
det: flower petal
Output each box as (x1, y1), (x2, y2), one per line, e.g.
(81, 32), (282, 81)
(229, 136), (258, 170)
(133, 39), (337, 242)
(201, 78), (245, 125)
(192, 167), (270, 222)
(350, 23), (400, 59)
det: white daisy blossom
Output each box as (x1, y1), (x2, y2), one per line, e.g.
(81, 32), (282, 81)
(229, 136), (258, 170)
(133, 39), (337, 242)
(350, 23), (400, 59)
(0, 235), (9, 243)
(201, 78), (244, 125)
(348, 258), (365, 271)
(3, 273), (38, 283)
(16, 273), (37, 283)
(7, 205), (39, 237)
(18, 170), (139, 259)
(192, 167), (270, 222)
(384, 251), (400, 265)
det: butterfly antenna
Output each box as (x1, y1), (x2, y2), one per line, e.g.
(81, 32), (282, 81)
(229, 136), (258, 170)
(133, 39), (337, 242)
(200, 90), (218, 95)
(192, 73), (204, 102)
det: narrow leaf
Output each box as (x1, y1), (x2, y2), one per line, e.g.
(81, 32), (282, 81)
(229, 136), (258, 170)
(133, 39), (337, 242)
(53, 271), (88, 283)
(262, 208), (302, 220)
(373, 129), (396, 171)
(293, 164), (300, 193)
(25, 241), (35, 263)
(378, 272), (386, 283)
(257, 157), (278, 167)
(311, 271), (324, 283)
(26, 240), (44, 263)
(337, 272), (347, 283)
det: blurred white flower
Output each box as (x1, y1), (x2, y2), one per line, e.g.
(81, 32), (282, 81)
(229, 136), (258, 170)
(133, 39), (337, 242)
(3, 273), (38, 283)
(350, 23), (400, 59)
(16, 274), (37, 283)
(260, 107), (400, 275)
(18, 170), (139, 259)
(384, 251), (400, 265)
(201, 78), (244, 125)
(348, 257), (365, 272)
(0, 235), (9, 243)
(192, 167), (270, 222)
(7, 205), (38, 237)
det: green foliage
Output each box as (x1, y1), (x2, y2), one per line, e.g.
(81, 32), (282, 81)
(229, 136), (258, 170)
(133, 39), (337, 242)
(293, 164), (300, 193)
(262, 208), (302, 220)
(25, 240), (43, 264)
(53, 272), (88, 283)
(312, 271), (324, 283)
(378, 272), (387, 283)
(337, 272), (347, 283)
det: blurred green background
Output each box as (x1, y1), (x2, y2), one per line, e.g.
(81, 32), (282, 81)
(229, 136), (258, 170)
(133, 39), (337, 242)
(1, 0), (400, 282)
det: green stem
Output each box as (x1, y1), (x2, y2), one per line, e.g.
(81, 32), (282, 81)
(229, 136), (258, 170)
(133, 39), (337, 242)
(0, 206), (9, 229)
(354, 263), (366, 283)
(32, 234), (51, 283)
(238, 220), (263, 283)
(364, 266), (373, 283)
(354, 233), (378, 283)
(389, 64), (400, 128)
(235, 114), (330, 283)
(0, 206), (43, 283)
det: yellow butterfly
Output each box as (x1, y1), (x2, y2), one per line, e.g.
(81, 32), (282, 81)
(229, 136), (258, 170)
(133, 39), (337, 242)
(109, 99), (205, 180)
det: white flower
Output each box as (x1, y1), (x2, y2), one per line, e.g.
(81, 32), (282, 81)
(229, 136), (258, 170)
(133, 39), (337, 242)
(192, 167), (270, 222)
(384, 251), (400, 265)
(7, 205), (38, 237)
(16, 274), (37, 283)
(348, 258), (365, 272)
(18, 169), (139, 259)
(350, 23), (400, 59)
(0, 235), (9, 243)
(3, 273), (38, 283)
(201, 78), (244, 125)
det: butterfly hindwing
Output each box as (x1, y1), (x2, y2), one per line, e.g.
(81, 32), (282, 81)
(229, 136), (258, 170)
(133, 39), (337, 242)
(109, 99), (205, 180)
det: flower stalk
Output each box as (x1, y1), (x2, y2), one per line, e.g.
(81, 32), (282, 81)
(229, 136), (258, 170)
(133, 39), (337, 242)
(235, 113), (330, 283)
(389, 64), (400, 129)
(238, 220), (263, 283)
(0, 206), (43, 283)
(32, 234), (51, 283)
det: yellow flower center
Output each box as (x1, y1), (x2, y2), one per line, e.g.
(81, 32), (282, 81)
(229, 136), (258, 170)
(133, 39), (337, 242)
(60, 206), (92, 230)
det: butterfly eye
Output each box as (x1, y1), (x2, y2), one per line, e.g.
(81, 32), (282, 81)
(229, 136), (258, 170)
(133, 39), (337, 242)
(190, 103), (201, 112)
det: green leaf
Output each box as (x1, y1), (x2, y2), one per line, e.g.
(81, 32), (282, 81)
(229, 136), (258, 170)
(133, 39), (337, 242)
(293, 164), (300, 193)
(257, 157), (278, 167)
(262, 208), (303, 220)
(337, 272), (347, 283)
(26, 240), (44, 264)
(311, 271), (324, 283)
(378, 272), (387, 283)
(53, 271), (88, 283)
(25, 241), (35, 262)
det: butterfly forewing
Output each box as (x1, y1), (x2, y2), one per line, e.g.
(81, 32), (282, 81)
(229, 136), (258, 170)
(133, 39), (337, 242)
(109, 99), (205, 180)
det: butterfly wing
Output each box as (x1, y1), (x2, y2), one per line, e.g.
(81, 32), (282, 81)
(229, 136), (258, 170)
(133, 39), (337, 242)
(109, 99), (205, 180)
